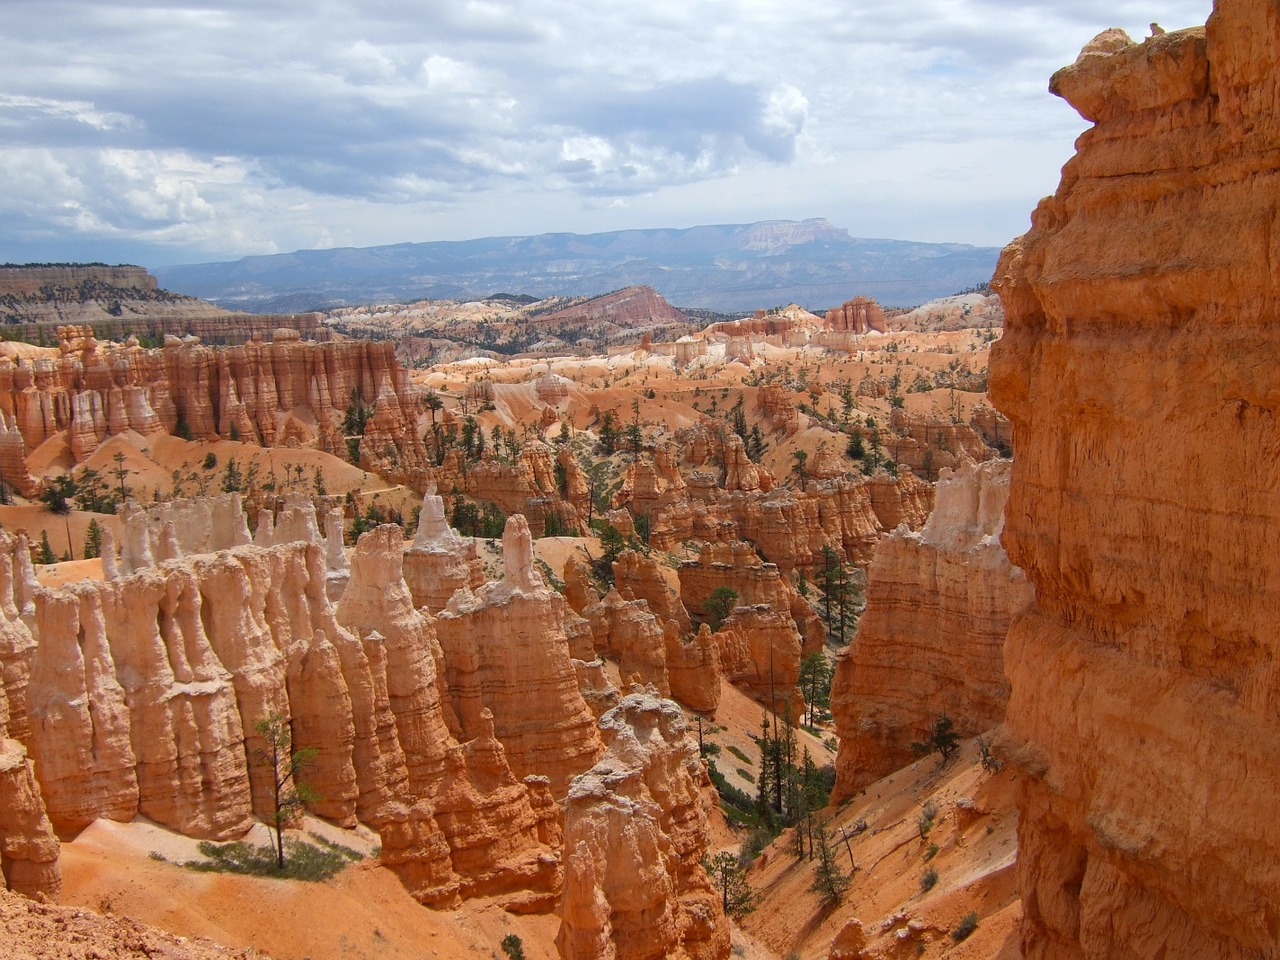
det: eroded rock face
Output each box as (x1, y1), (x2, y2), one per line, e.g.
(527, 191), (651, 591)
(557, 691), (729, 960)
(0, 693), (61, 899)
(404, 485), (485, 613)
(824, 297), (887, 334)
(435, 516), (604, 797)
(830, 460), (1032, 798)
(0, 334), (426, 482)
(648, 473), (933, 573)
(990, 9), (1280, 957)
(679, 541), (823, 694)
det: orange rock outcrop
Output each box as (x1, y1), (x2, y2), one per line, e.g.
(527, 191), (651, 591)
(434, 515), (604, 797)
(404, 485), (486, 613)
(830, 460), (1032, 798)
(0, 330), (427, 488)
(557, 690), (729, 960)
(0, 510), (588, 910)
(648, 472), (933, 572)
(823, 297), (887, 334)
(990, 8), (1280, 957)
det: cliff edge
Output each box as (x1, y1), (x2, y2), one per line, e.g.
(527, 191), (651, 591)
(990, 6), (1280, 958)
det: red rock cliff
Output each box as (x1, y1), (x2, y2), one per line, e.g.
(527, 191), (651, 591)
(0, 329), (426, 489)
(990, 7), (1280, 957)
(830, 459), (1032, 798)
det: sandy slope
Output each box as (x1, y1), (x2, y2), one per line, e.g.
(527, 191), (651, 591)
(743, 734), (1021, 960)
(59, 819), (562, 960)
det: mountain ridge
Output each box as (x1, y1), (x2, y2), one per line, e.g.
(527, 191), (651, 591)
(156, 218), (1001, 314)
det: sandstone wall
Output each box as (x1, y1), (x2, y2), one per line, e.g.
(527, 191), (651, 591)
(648, 472), (933, 572)
(830, 459), (1032, 798)
(0, 328), (425, 490)
(990, 8), (1280, 957)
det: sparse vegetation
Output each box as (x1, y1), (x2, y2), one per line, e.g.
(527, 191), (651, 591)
(180, 834), (360, 882)
(704, 850), (756, 919)
(253, 713), (319, 870)
(952, 911), (980, 942)
(912, 713), (962, 764)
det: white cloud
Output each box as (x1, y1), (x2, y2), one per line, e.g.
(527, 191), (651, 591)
(0, 0), (1216, 263)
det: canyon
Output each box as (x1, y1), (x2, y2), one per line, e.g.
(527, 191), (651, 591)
(3, 5), (1274, 957)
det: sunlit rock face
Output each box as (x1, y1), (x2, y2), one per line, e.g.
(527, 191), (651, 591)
(990, 6), (1280, 957)
(830, 459), (1032, 798)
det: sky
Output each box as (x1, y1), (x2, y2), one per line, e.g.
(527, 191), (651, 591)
(0, 0), (1214, 268)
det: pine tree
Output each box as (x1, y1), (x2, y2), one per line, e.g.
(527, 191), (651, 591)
(703, 851), (756, 919)
(253, 713), (318, 870)
(810, 820), (852, 905)
(83, 518), (103, 560)
(36, 530), (56, 565)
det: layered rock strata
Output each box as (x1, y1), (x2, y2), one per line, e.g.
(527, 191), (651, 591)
(404, 485), (485, 613)
(830, 459), (1032, 798)
(1, 514), (572, 910)
(557, 690), (729, 960)
(678, 540), (824, 656)
(647, 472), (933, 572)
(0, 328), (426, 487)
(0, 706), (61, 899)
(990, 9), (1280, 957)
(431, 441), (586, 536)
(435, 515), (604, 796)
(570, 557), (721, 717)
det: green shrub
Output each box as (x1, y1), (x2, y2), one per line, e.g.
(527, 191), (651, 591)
(181, 835), (360, 882)
(920, 867), (939, 893)
(952, 911), (979, 942)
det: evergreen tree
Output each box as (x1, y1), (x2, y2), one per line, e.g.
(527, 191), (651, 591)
(36, 530), (56, 565)
(597, 410), (619, 454)
(704, 851), (756, 919)
(253, 713), (318, 870)
(911, 713), (962, 764)
(798, 652), (834, 726)
(846, 430), (865, 460)
(83, 518), (103, 560)
(810, 820), (852, 905)
(221, 458), (244, 493)
(704, 586), (738, 633)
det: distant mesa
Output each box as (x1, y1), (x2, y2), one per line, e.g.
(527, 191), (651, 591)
(155, 218), (1001, 314)
(0, 263), (325, 344)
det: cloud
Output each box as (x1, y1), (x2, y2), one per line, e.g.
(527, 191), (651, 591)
(0, 0), (1216, 262)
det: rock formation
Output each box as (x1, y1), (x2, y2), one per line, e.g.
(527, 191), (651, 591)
(557, 690), (729, 960)
(431, 441), (585, 536)
(713, 605), (804, 718)
(824, 296), (887, 334)
(0, 329), (426, 486)
(989, 8), (1280, 957)
(613, 549), (692, 637)
(830, 459), (1033, 798)
(647, 471), (933, 573)
(118, 494), (251, 572)
(403, 484), (486, 613)
(434, 515), (604, 796)
(0, 265), (324, 343)
(679, 540), (824, 658)
(0, 509), (583, 911)
(0, 700), (61, 899)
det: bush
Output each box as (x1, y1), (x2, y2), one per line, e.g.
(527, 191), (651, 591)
(952, 911), (980, 942)
(500, 933), (526, 960)
(920, 867), (939, 893)
(181, 835), (360, 882)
